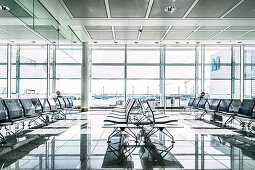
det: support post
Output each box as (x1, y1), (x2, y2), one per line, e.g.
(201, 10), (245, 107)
(16, 46), (20, 98)
(81, 42), (89, 112)
(46, 44), (50, 98)
(240, 45), (244, 100)
(52, 46), (56, 94)
(7, 44), (11, 98)
(124, 45), (127, 103)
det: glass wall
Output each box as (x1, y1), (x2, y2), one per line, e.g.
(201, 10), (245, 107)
(55, 47), (81, 99)
(0, 44), (82, 99)
(127, 47), (160, 106)
(244, 46), (255, 99)
(90, 45), (249, 107)
(90, 47), (125, 107)
(0, 45), (7, 98)
(204, 47), (232, 99)
(165, 47), (195, 106)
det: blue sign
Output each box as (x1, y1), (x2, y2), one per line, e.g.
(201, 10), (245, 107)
(211, 56), (220, 71)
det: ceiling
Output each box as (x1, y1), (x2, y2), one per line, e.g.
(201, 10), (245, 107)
(1, 0), (255, 44)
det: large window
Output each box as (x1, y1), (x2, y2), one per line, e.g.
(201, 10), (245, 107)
(165, 47), (195, 106)
(55, 47), (82, 98)
(0, 46), (7, 98)
(204, 47), (232, 98)
(90, 47), (124, 107)
(244, 46), (255, 99)
(127, 47), (160, 106)
(11, 46), (47, 98)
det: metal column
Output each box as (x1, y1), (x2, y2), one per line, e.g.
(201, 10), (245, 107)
(160, 45), (166, 111)
(7, 44), (11, 98)
(201, 46), (205, 92)
(16, 46), (20, 98)
(124, 45), (127, 103)
(195, 47), (199, 97)
(81, 42), (89, 112)
(240, 45), (244, 100)
(46, 44), (50, 98)
(231, 46), (235, 99)
(52, 46), (57, 94)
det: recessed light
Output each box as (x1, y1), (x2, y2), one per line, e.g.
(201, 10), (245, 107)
(10, 41), (15, 43)
(155, 41), (159, 44)
(73, 41), (77, 44)
(196, 42), (200, 44)
(93, 41), (98, 44)
(217, 42), (221, 44)
(134, 41), (139, 44)
(164, 5), (176, 13)
(31, 41), (36, 44)
(238, 42), (242, 44)
(0, 5), (10, 11)
(175, 42), (180, 44)
(114, 41), (118, 44)
(186, 42), (189, 44)
(164, 0), (176, 13)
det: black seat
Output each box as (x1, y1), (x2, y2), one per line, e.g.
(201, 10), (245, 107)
(0, 99), (7, 143)
(218, 99), (232, 113)
(58, 98), (66, 109)
(237, 99), (255, 118)
(198, 98), (207, 109)
(3, 99), (24, 121)
(67, 98), (74, 107)
(19, 99), (38, 118)
(31, 98), (43, 114)
(229, 99), (241, 113)
(63, 98), (71, 108)
(39, 99), (50, 112)
(192, 98), (201, 109)
(209, 99), (221, 111)
(187, 98), (195, 107)
(0, 99), (7, 123)
(47, 98), (58, 112)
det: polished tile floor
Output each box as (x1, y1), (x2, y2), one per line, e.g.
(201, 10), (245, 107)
(0, 111), (255, 170)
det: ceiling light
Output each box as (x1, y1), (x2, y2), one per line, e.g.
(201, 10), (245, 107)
(196, 42), (200, 44)
(134, 41), (139, 44)
(73, 41), (77, 44)
(114, 41), (118, 44)
(31, 41), (36, 44)
(93, 41), (98, 44)
(164, 0), (176, 13)
(155, 41), (159, 44)
(186, 42), (189, 44)
(175, 42), (180, 44)
(238, 42), (242, 44)
(164, 5), (176, 13)
(217, 42), (221, 44)
(0, 5), (10, 11)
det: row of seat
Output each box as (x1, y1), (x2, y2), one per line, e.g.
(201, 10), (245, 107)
(0, 97), (75, 143)
(104, 99), (177, 143)
(187, 98), (255, 133)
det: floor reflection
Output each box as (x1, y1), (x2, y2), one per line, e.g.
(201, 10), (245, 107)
(0, 112), (255, 169)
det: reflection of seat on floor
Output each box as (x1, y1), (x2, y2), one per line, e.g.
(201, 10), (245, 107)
(101, 137), (134, 169)
(213, 135), (255, 160)
(0, 136), (49, 169)
(139, 138), (183, 169)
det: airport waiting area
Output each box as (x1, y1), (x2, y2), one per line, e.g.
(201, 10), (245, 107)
(1, 0), (255, 170)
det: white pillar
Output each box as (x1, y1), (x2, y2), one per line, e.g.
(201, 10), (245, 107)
(81, 42), (89, 112)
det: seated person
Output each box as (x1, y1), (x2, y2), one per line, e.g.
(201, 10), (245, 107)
(198, 92), (205, 98)
(56, 91), (63, 98)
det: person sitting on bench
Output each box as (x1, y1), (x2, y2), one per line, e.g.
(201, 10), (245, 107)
(56, 91), (63, 98)
(198, 92), (205, 98)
